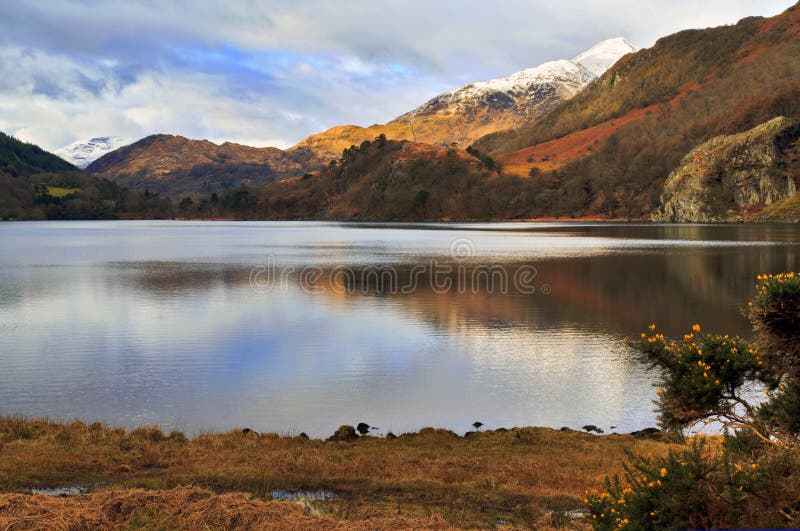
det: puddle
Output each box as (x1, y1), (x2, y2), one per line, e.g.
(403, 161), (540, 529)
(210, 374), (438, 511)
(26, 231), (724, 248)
(31, 486), (86, 497)
(565, 508), (589, 520)
(270, 489), (336, 501)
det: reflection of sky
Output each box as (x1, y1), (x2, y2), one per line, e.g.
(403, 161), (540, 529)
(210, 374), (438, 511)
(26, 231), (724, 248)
(1, 221), (799, 437)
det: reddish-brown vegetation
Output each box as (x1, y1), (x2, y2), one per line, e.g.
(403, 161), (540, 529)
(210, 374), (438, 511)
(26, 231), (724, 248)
(473, 3), (800, 219)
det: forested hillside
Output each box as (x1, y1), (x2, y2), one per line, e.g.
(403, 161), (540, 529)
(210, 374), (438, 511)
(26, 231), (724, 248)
(176, 137), (559, 221)
(474, 3), (800, 219)
(0, 133), (172, 220)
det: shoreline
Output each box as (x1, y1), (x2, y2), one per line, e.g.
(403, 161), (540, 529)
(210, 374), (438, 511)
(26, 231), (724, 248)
(0, 416), (677, 529)
(0, 415), (664, 442)
(3, 216), (796, 224)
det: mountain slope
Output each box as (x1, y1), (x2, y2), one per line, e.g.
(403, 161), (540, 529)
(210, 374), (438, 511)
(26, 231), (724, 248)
(472, 2), (800, 219)
(173, 138), (506, 220)
(0, 132), (77, 175)
(87, 38), (635, 200)
(178, 137), (592, 221)
(0, 132), (170, 220)
(87, 134), (323, 198)
(218, 4), (800, 223)
(290, 38), (637, 161)
(55, 137), (132, 169)
(393, 37), (637, 126)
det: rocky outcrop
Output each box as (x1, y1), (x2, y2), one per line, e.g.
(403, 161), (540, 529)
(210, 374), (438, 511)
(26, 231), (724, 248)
(655, 117), (799, 222)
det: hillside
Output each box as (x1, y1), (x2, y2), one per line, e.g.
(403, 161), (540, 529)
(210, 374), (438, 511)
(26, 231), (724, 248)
(258, 1), (800, 224)
(0, 132), (171, 220)
(81, 38), (635, 204)
(178, 137), (566, 221)
(87, 134), (323, 198)
(472, 2), (800, 220)
(289, 38), (637, 162)
(19, 4), (800, 223)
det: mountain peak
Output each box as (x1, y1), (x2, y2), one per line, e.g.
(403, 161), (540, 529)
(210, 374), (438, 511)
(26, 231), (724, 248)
(391, 37), (637, 127)
(292, 36), (638, 158)
(571, 37), (639, 76)
(462, 60), (594, 95)
(55, 136), (132, 169)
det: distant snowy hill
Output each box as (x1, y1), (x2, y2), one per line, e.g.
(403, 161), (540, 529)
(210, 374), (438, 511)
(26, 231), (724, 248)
(56, 137), (132, 169)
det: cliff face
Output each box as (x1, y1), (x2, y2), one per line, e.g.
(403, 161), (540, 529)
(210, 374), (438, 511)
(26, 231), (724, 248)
(655, 117), (799, 222)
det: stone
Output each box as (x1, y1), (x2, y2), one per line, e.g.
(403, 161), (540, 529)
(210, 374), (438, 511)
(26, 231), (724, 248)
(327, 425), (359, 442)
(655, 116), (800, 222)
(630, 427), (664, 440)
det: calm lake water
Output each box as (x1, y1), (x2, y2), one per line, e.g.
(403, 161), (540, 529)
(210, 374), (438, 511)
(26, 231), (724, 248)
(1, 221), (799, 437)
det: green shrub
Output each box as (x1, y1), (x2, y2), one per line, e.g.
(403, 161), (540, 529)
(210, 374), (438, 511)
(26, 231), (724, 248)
(588, 273), (800, 529)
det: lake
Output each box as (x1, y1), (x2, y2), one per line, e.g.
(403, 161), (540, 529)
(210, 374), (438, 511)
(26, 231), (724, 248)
(1, 221), (798, 437)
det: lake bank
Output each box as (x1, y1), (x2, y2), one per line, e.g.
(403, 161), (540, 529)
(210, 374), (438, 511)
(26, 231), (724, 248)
(0, 417), (679, 530)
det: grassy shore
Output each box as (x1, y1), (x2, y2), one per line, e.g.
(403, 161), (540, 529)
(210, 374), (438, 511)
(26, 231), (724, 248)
(0, 417), (679, 529)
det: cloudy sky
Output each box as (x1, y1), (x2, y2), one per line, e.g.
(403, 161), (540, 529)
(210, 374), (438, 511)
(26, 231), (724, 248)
(0, 0), (793, 152)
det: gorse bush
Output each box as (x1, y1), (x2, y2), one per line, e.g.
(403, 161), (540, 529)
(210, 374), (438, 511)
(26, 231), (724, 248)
(635, 324), (774, 441)
(588, 272), (800, 529)
(749, 273), (800, 354)
(588, 439), (800, 530)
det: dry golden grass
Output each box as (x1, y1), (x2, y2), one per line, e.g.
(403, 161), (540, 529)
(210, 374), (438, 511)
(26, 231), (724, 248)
(0, 487), (452, 530)
(758, 193), (800, 222)
(44, 186), (80, 198)
(289, 111), (531, 164)
(0, 418), (679, 529)
(290, 123), (416, 162)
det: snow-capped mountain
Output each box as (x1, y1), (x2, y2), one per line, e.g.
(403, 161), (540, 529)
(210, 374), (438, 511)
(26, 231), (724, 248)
(393, 60), (596, 122)
(394, 37), (638, 124)
(572, 37), (639, 77)
(55, 137), (132, 169)
(291, 37), (638, 158)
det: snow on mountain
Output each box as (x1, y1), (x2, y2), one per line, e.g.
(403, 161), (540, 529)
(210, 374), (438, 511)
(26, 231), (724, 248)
(572, 37), (639, 77)
(394, 37), (638, 122)
(293, 37), (639, 156)
(55, 137), (132, 169)
(445, 60), (595, 104)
